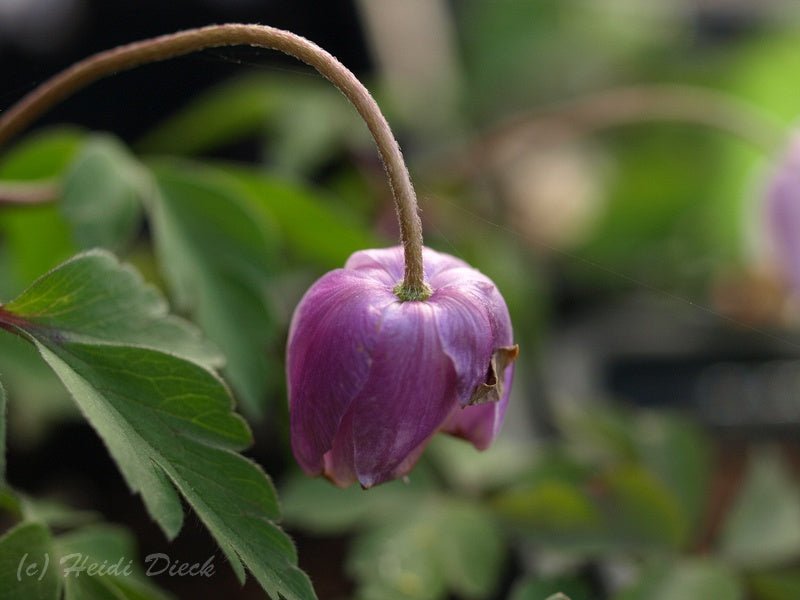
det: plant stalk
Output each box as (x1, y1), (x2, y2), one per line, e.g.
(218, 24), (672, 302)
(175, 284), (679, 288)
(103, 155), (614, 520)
(0, 23), (427, 297)
(459, 84), (785, 173)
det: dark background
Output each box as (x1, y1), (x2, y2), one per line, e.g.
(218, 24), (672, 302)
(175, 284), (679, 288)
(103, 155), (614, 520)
(0, 0), (369, 143)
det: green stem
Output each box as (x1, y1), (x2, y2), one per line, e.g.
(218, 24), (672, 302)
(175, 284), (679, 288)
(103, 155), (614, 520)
(0, 180), (59, 205)
(0, 23), (428, 297)
(450, 84), (785, 174)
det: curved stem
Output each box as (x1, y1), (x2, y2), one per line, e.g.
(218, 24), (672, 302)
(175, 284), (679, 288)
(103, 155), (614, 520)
(0, 23), (427, 297)
(0, 180), (59, 205)
(450, 84), (785, 174)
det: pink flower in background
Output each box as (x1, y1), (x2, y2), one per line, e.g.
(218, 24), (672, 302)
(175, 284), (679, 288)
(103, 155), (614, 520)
(287, 246), (518, 488)
(767, 133), (800, 291)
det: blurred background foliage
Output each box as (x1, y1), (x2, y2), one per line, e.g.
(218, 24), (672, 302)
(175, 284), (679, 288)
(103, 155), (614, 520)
(3, 0), (800, 598)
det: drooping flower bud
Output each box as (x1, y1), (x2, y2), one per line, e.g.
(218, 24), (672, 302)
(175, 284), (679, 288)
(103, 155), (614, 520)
(287, 246), (518, 488)
(767, 133), (800, 292)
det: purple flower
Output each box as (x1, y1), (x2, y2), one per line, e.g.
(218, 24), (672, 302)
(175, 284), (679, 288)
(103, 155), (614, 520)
(767, 133), (800, 292)
(286, 246), (518, 488)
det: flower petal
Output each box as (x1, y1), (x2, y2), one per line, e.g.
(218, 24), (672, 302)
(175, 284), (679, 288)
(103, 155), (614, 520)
(287, 269), (391, 474)
(430, 282), (494, 406)
(432, 267), (514, 346)
(768, 134), (800, 290)
(388, 435), (432, 481)
(288, 245), (518, 487)
(442, 360), (515, 450)
(322, 409), (358, 487)
(348, 301), (458, 487)
(346, 246), (474, 288)
(421, 247), (472, 279)
(345, 247), (405, 287)
(322, 398), (433, 487)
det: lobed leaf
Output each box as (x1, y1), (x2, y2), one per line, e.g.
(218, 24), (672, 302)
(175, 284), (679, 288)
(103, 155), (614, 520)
(719, 448), (800, 569)
(147, 162), (280, 416)
(0, 380), (5, 484)
(749, 569), (800, 600)
(219, 164), (381, 269)
(348, 503), (447, 600)
(426, 435), (535, 492)
(633, 412), (711, 533)
(136, 76), (287, 155)
(136, 74), (364, 174)
(280, 469), (433, 534)
(4, 250), (221, 368)
(62, 135), (149, 251)
(0, 129), (85, 294)
(55, 524), (173, 600)
(0, 251), (316, 599)
(615, 560), (743, 600)
(509, 576), (588, 600)
(0, 522), (61, 600)
(492, 456), (686, 554)
(0, 331), (76, 445)
(0, 518), (173, 600)
(348, 497), (504, 600)
(0, 128), (85, 181)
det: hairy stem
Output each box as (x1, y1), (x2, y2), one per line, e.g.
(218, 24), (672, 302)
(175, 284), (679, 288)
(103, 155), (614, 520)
(0, 23), (427, 296)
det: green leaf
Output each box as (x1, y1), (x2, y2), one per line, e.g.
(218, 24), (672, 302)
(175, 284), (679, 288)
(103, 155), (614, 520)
(426, 435), (535, 493)
(54, 525), (172, 600)
(1, 251), (316, 599)
(0, 331), (76, 445)
(722, 32), (800, 123)
(459, 1), (670, 117)
(137, 74), (363, 172)
(719, 448), (800, 568)
(615, 560), (743, 600)
(0, 130), (89, 296)
(147, 161), (280, 415)
(520, 409), (693, 552)
(0, 522), (60, 600)
(493, 458), (685, 553)
(569, 128), (731, 288)
(16, 495), (98, 530)
(5, 250), (221, 368)
(602, 464), (687, 549)
(509, 576), (588, 600)
(0, 128), (85, 181)
(349, 497), (504, 600)
(219, 164), (382, 269)
(349, 502), (446, 600)
(633, 412), (711, 534)
(0, 129), (88, 296)
(0, 511), (172, 600)
(136, 75), (287, 155)
(0, 204), (76, 299)
(62, 135), (148, 251)
(266, 82), (365, 175)
(0, 489), (99, 530)
(0, 379), (5, 484)
(281, 470), (432, 534)
(34, 341), (308, 598)
(435, 500), (505, 598)
(707, 32), (800, 266)
(558, 405), (638, 465)
(749, 570), (800, 600)
(492, 478), (604, 547)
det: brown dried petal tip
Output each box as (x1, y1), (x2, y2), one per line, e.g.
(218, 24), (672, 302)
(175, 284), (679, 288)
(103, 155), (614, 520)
(469, 345), (520, 405)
